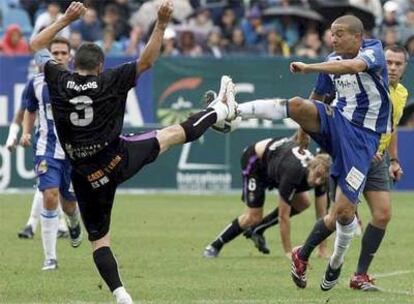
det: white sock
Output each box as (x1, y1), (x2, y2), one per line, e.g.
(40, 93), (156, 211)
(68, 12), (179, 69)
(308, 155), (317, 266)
(330, 216), (358, 269)
(210, 102), (228, 122)
(65, 205), (80, 228)
(57, 204), (68, 231)
(41, 208), (59, 260)
(113, 286), (133, 304)
(26, 189), (43, 232)
(238, 99), (288, 120)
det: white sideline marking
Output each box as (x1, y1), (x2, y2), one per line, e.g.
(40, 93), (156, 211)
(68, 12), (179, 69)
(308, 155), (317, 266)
(373, 270), (414, 278)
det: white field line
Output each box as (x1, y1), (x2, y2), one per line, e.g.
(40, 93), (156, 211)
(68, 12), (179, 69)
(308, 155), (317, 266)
(373, 270), (414, 278)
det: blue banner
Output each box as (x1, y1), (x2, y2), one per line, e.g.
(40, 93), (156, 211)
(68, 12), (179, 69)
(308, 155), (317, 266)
(0, 56), (154, 125)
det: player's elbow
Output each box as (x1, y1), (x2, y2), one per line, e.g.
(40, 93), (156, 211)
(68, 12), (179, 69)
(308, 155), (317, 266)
(138, 60), (153, 73)
(29, 39), (41, 53)
(347, 60), (366, 74)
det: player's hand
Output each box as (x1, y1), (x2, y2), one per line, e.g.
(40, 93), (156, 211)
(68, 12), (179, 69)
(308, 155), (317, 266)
(62, 1), (87, 24)
(290, 62), (309, 74)
(6, 136), (18, 151)
(157, 0), (173, 28)
(389, 161), (403, 182)
(20, 133), (32, 148)
(285, 252), (292, 260)
(373, 152), (383, 162)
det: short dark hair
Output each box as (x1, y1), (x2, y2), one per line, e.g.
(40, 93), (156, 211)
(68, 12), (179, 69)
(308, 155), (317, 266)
(48, 36), (71, 52)
(333, 15), (364, 34)
(74, 43), (105, 70)
(384, 44), (409, 62)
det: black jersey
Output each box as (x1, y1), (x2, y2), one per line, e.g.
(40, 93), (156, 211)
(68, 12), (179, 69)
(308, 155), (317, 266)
(44, 60), (137, 162)
(263, 138), (319, 203)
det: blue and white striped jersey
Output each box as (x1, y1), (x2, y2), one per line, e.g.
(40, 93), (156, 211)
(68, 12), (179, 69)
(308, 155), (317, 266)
(24, 74), (66, 159)
(314, 39), (392, 134)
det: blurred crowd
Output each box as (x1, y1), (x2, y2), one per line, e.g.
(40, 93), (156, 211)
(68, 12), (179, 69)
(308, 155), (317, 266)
(1, 0), (414, 58)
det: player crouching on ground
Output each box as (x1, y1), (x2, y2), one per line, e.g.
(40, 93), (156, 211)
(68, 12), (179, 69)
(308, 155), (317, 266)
(204, 137), (331, 258)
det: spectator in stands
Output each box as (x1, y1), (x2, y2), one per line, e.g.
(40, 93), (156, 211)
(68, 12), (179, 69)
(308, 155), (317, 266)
(294, 30), (322, 58)
(377, 1), (400, 38)
(204, 27), (225, 58)
(395, 0), (414, 19)
(69, 31), (83, 53)
(270, 16), (300, 48)
(95, 26), (124, 56)
(405, 35), (414, 56)
(31, 1), (70, 39)
(320, 28), (333, 57)
(112, 0), (131, 21)
(188, 7), (215, 35)
(219, 7), (239, 45)
(0, 24), (30, 55)
(382, 27), (400, 47)
(101, 3), (130, 41)
(161, 27), (180, 56)
(227, 27), (255, 55)
(129, 0), (193, 34)
(70, 8), (102, 42)
(123, 25), (146, 56)
(264, 28), (290, 57)
(399, 9), (414, 44)
(350, 0), (383, 25)
(241, 6), (267, 46)
(178, 30), (203, 57)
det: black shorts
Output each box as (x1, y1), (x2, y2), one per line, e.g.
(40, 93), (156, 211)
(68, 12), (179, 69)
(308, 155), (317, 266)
(71, 131), (160, 241)
(240, 145), (269, 208)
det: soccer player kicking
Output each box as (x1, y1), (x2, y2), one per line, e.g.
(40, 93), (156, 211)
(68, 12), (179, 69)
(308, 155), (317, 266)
(203, 137), (331, 259)
(20, 37), (83, 270)
(236, 15), (392, 291)
(292, 45), (409, 291)
(29, 2), (237, 303)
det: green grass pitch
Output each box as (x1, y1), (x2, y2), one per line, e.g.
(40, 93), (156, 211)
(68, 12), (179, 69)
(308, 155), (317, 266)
(0, 192), (413, 303)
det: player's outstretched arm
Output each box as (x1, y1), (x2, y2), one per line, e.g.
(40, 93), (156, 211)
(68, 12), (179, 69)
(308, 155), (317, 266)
(30, 1), (86, 53)
(20, 110), (36, 148)
(137, 0), (173, 75)
(290, 59), (367, 75)
(278, 196), (293, 259)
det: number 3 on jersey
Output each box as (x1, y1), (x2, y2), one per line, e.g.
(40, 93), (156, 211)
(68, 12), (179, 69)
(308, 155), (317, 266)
(69, 95), (94, 127)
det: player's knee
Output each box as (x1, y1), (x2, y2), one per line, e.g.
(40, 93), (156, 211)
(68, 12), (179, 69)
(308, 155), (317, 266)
(43, 189), (59, 209)
(372, 207), (392, 227)
(300, 199), (311, 211)
(240, 213), (261, 227)
(157, 125), (185, 153)
(287, 96), (306, 115)
(336, 208), (355, 225)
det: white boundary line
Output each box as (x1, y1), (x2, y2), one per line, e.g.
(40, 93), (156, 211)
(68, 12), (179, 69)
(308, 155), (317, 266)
(373, 270), (414, 278)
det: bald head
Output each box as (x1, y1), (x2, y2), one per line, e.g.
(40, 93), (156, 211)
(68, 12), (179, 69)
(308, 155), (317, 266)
(332, 15), (364, 34)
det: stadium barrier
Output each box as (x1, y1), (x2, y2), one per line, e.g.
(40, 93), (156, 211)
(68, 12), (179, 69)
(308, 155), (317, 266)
(1, 126), (413, 191)
(1, 56), (413, 191)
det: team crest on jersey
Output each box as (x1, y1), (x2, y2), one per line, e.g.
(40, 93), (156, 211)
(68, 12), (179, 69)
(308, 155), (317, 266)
(364, 49), (376, 62)
(36, 160), (48, 175)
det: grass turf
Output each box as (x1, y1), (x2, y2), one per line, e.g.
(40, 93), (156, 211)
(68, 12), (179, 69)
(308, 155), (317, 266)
(0, 192), (413, 303)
